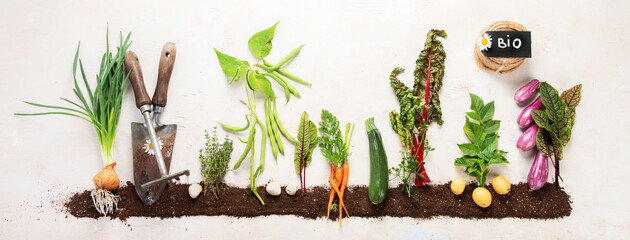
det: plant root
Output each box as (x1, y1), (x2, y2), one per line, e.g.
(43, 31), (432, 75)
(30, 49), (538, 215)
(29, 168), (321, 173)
(90, 188), (120, 216)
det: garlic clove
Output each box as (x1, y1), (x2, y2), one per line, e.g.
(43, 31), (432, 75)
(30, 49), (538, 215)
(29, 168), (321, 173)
(285, 184), (298, 196)
(266, 181), (282, 196)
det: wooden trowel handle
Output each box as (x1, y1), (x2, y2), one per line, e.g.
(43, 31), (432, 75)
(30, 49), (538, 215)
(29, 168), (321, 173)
(124, 51), (151, 109)
(152, 42), (176, 108)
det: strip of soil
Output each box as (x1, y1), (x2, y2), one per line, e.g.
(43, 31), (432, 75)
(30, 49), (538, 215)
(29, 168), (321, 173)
(66, 182), (571, 221)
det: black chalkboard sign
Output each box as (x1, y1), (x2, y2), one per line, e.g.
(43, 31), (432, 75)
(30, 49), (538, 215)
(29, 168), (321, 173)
(480, 31), (531, 58)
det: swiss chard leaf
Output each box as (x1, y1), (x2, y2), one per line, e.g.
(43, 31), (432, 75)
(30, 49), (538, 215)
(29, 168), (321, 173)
(214, 48), (250, 79)
(248, 22), (278, 59)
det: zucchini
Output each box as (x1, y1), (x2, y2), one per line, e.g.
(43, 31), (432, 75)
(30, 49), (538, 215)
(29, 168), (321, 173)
(366, 117), (388, 204)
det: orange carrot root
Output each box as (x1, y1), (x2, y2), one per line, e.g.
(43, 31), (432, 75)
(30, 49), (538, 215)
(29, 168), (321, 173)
(326, 164), (336, 222)
(340, 163), (349, 217)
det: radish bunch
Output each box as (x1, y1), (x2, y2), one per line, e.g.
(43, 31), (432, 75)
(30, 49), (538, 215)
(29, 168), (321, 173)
(514, 79), (548, 190)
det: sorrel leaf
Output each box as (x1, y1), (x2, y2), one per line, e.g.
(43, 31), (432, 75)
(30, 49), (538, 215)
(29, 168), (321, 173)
(561, 84), (583, 109)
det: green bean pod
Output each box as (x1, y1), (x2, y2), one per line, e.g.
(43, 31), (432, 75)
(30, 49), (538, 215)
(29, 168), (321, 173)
(262, 73), (290, 102)
(266, 45), (303, 71)
(269, 71), (300, 98)
(232, 122), (256, 170)
(263, 59), (311, 86)
(248, 123), (264, 205)
(264, 98), (279, 159)
(269, 100), (285, 154)
(272, 98), (297, 143)
(219, 115), (250, 132)
(254, 119), (267, 179)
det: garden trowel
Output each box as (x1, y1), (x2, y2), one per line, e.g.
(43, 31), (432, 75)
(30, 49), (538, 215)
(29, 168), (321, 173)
(124, 43), (189, 205)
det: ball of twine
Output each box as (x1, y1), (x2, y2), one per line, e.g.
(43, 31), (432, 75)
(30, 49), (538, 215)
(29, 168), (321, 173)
(474, 21), (528, 74)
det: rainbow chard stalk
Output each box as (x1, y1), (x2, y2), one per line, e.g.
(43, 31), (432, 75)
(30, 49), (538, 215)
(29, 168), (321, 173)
(389, 29), (447, 187)
(532, 83), (582, 187)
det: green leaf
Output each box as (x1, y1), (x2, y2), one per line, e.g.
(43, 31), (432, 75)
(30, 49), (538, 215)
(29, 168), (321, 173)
(489, 155), (508, 165)
(536, 127), (551, 157)
(561, 84), (582, 109)
(248, 22), (278, 58)
(458, 143), (480, 156)
(483, 120), (500, 134)
(466, 112), (482, 122)
(455, 156), (473, 166)
(463, 118), (486, 147)
(479, 101), (495, 122)
(539, 82), (567, 124)
(469, 93), (484, 114)
(481, 135), (498, 152)
(214, 48), (250, 79)
(294, 112), (318, 175)
(246, 71), (275, 98)
(531, 110), (550, 130)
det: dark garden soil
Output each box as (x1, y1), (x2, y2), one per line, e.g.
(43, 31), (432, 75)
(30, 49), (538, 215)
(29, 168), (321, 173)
(66, 182), (571, 221)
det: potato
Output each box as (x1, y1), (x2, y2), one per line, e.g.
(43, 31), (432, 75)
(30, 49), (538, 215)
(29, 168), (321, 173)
(472, 187), (492, 208)
(492, 176), (511, 195)
(450, 178), (465, 195)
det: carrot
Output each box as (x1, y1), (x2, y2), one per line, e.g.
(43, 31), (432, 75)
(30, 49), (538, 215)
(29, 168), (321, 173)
(326, 164), (336, 222)
(339, 163), (349, 217)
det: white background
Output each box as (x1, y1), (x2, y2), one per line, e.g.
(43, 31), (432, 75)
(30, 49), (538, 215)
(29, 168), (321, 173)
(2, 0), (628, 239)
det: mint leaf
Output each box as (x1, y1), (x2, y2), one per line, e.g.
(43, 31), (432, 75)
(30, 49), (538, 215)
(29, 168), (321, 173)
(214, 48), (250, 79)
(248, 22), (278, 58)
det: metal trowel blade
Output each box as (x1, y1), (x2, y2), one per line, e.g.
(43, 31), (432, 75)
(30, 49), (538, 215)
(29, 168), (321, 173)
(131, 122), (177, 205)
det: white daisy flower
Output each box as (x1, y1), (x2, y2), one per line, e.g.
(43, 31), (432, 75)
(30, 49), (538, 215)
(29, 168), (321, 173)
(142, 137), (163, 156)
(477, 33), (492, 51)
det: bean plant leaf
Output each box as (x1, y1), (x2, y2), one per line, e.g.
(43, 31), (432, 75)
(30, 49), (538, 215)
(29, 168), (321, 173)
(246, 71), (275, 98)
(214, 48), (250, 79)
(248, 22), (278, 59)
(294, 111), (318, 175)
(561, 84), (582, 109)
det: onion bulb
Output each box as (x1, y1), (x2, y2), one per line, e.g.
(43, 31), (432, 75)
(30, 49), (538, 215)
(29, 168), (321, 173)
(93, 162), (119, 191)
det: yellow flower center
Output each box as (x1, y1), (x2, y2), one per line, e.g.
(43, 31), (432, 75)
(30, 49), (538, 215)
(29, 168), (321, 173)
(148, 143), (154, 150)
(481, 38), (488, 46)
